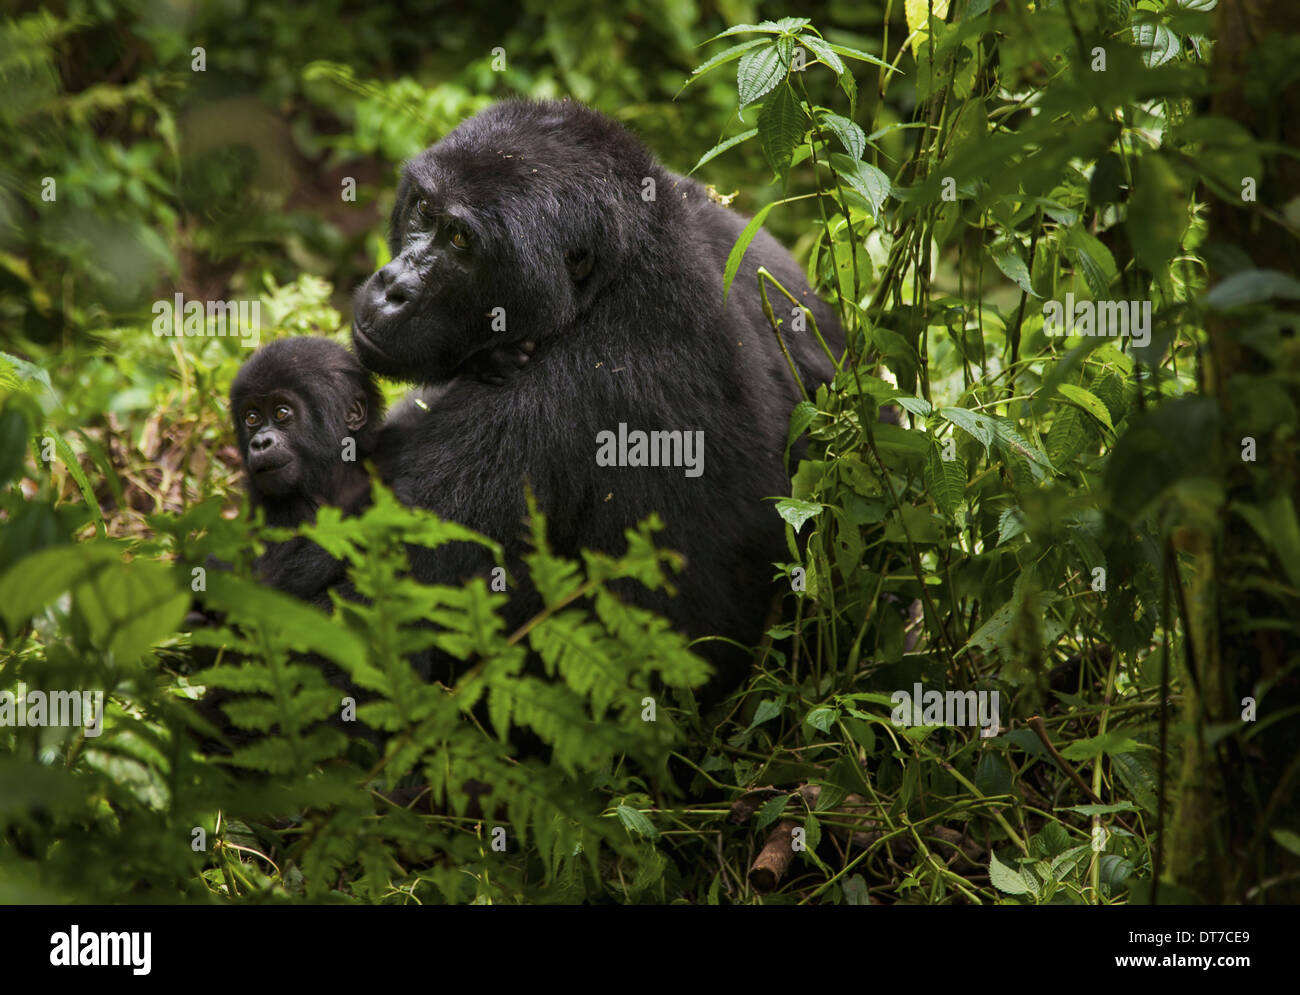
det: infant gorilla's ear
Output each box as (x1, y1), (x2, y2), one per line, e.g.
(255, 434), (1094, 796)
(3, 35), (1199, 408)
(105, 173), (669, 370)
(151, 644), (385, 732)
(463, 339), (536, 386)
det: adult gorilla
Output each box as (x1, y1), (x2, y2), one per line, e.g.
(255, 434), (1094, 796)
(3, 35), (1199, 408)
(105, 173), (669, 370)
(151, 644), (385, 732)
(352, 99), (843, 698)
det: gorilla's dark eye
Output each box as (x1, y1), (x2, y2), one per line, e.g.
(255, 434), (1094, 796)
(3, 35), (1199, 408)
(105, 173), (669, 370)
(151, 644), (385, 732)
(417, 197), (432, 216)
(450, 228), (470, 250)
(243, 410), (260, 428)
(273, 405), (292, 423)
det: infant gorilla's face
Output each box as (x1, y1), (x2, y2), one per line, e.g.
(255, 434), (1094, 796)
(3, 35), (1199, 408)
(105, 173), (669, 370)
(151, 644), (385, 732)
(230, 338), (377, 505)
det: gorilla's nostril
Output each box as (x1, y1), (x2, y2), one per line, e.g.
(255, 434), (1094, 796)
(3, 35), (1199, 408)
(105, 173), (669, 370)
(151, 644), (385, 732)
(385, 284), (410, 306)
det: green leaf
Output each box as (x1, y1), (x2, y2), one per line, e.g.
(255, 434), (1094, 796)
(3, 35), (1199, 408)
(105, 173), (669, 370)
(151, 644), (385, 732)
(997, 507), (1027, 545)
(1204, 269), (1300, 310)
(924, 438), (966, 518)
(827, 42), (893, 70)
(758, 84), (807, 181)
(689, 38), (768, 79)
(0, 544), (117, 633)
(1271, 829), (1300, 858)
(757, 794), (792, 829)
(818, 111), (866, 160)
(616, 804), (659, 838)
(990, 241), (1036, 296)
(1064, 226), (1119, 297)
(723, 198), (787, 301)
(1132, 22), (1180, 67)
(939, 406), (993, 451)
(828, 154), (891, 217)
(1128, 153), (1184, 273)
(1059, 730), (1141, 761)
(748, 698), (784, 729)
(976, 750), (1013, 797)
(737, 44), (786, 110)
(690, 128), (758, 174)
(989, 851), (1033, 896)
(1055, 384), (1114, 431)
(776, 497), (823, 533)
(805, 705), (839, 733)
(894, 395), (932, 418)
(0, 407), (29, 488)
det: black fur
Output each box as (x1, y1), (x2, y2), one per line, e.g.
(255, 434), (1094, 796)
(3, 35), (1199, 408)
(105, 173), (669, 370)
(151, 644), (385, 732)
(352, 99), (844, 698)
(230, 337), (383, 601)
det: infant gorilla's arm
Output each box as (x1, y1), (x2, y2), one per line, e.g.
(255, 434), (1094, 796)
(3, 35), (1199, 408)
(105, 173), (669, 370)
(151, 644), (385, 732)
(230, 337), (384, 604)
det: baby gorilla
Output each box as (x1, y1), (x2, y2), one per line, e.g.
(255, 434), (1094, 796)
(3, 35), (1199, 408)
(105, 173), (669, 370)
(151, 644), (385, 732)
(230, 337), (383, 603)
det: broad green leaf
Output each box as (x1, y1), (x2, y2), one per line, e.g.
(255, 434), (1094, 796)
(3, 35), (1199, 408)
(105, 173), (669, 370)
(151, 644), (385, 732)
(616, 804), (659, 838)
(776, 497), (823, 532)
(1059, 730), (1141, 761)
(737, 44), (786, 110)
(828, 154), (891, 216)
(818, 111), (866, 160)
(924, 438), (966, 519)
(989, 851), (1033, 896)
(1055, 384), (1114, 431)
(1133, 22), (1180, 67)
(939, 406), (993, 450)
(905, 0), (951, 55)
(990, 241), (1036, 296)
(758, 83), (807, 180)
(0, 543), (117, 633)
(805, 705), (839, 733)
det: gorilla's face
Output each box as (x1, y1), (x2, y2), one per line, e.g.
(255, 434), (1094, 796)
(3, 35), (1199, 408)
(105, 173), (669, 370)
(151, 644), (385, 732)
(231, 338), (380, 503)
(352, 101), (645, 385)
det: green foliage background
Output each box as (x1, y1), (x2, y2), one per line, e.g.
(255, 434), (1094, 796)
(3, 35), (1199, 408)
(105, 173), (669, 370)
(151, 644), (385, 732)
(1, 0), (1297, 904)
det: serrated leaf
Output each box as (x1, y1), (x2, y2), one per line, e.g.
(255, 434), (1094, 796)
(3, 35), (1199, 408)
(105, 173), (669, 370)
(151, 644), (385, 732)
(758, 84), (807, 180)
(924, 438), (966, 518)
(737, 44), (787, 110)
(939, 406), (993, 450)
(616, 804), (659, 838)
(997, 506), (1027, 545)
(1133, 22), (1180, 67)
(989, 851), (1033, 895)
(819, 111), (866, 160)
(757, 794), (792, 829)
(894, 395), (932, 417)
(829, 153), (891, 216)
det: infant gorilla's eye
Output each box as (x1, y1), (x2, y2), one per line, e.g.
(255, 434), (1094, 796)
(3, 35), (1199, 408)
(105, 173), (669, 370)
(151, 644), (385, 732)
(273, 405), (292, 422)
(243, 410), (260, 428)
(450, 228), (470, 250)
(417, 197), (432, 216)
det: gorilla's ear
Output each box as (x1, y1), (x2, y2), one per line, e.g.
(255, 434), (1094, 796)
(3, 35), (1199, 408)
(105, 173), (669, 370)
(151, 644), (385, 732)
(565, 248), (594, 282)
(345, 396), (368, 432)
